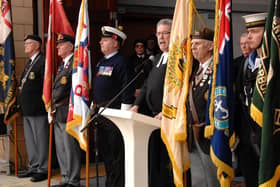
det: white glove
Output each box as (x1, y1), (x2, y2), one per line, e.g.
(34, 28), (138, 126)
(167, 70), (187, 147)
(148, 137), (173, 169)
(48, 108), (53, 124)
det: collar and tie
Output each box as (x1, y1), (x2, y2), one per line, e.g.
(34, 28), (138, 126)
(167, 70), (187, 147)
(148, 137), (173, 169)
(57, 61), (64, 74)
(22, 59), (32, 74)
(156, 53), (168, 67)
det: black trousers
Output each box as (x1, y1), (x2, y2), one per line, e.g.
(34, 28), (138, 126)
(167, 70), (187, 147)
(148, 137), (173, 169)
(148, 129), (175, 187)
(0, 114), (7, 135)
(96, 116), (124, 187)
(235, 106), (261, 187)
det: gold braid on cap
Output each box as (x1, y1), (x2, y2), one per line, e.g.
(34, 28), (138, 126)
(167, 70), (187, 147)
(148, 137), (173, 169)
(117, 25), (124, 31)
(246, 20), (266, 28)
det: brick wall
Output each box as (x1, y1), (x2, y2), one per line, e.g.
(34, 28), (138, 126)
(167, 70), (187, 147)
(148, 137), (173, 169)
(9, 0), (34, 171)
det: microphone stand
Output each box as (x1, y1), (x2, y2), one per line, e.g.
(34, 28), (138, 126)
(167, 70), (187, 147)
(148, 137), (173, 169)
(81, 68), (145, 132)
(93, 123), (99, 187)
(80, 67), (146, 187)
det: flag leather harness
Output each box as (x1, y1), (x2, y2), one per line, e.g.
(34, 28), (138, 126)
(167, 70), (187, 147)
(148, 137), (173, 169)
(188, 77), (205, 143)
(18, 54), (40, 93)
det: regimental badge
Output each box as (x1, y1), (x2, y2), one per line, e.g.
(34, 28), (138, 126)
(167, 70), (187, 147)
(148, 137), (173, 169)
(60, 76), (67, 84)
(29, 72), (35, 80)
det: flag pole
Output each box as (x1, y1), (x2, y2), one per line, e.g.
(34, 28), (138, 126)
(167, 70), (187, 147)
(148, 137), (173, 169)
(47, 122), (53, 187)
(47, 31), (55, 187)
(13, 120), (17, 176)
(47, 0), (55, 186)
(86, 128), (89, 187)
(47, 35), (55, 187)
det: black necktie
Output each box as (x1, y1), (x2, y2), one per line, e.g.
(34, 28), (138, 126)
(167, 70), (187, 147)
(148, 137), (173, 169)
(23, 59), (32, 74)
(57, 61), (64, 74)
(157, 54), (164, 67)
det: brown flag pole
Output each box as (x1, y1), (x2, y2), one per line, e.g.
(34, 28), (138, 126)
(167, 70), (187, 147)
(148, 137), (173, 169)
(13, 120), (17, 176)
(86, 129), (89, 187)
(47, 122), (53, 187)
(47, 0), (56, 184)
(47, 32), (56, 187)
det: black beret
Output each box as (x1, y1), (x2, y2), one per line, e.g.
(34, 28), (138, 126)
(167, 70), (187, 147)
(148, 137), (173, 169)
(191, 27), (214, 41)
(57, 33), (75, 45)
(24, 34), (42, 44)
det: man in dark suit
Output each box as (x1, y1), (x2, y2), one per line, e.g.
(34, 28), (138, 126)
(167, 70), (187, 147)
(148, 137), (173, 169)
(235, 13), (266, 187)
(131, 18), (174, 187)
(17, 34), (48, 182)
(129, 39), (148, 96)
(91, 26), (134, 187)
(51, 33), (81, 187)
(186, 27), (219, 187)
(129, 39), (152, 115)
(233, 33), (252, 81)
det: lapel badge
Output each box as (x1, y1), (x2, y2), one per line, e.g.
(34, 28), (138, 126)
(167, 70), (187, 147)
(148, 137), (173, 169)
(60, 76), (67, 85)
(29, 72), (35, 80)
(203, 74), (208, 80)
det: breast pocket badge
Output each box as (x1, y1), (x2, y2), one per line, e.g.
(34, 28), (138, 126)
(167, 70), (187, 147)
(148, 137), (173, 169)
(60, 76), (67, 85)
(29, 72), (35, 80)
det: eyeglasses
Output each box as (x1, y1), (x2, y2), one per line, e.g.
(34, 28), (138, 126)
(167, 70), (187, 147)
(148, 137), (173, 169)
(24, 42), (33, 45)
(156, 31), (170, 37)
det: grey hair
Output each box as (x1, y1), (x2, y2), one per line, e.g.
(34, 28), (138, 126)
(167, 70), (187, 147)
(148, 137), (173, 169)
(157, 18), (172, 28)
(240, 32), (248, 38)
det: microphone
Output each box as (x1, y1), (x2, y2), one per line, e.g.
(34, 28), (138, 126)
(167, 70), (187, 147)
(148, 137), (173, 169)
(134, 55), (155, 73)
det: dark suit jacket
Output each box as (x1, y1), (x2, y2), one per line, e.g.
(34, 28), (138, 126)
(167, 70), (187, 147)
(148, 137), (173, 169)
(92, 52), (134, 109)
(19, 53), (47, 116)
(233, 55), (245, 82)
(52, 57), (73, 123)
(186, 59), (213, 154)
(129, 53), (151, 89)
(134, 53), (166, 116)
(234, 55), (261, 148)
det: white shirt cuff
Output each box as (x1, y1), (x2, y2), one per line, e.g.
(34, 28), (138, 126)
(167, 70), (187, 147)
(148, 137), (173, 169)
(121, 103), (132, 110)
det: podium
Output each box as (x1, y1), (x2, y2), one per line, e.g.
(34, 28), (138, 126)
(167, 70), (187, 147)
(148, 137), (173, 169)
(101, 108), (160, 187)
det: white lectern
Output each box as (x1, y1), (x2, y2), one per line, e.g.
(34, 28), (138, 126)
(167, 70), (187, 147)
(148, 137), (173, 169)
(101, 108), (160, 187)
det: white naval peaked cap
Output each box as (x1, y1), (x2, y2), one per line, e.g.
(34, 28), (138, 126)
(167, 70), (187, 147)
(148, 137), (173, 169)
(242, 13), (267, 28)
(101, 26), (127, 46)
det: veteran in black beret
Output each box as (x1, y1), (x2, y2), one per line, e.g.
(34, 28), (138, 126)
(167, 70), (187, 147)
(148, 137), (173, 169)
(91, 25), (134, 187)
(185, 27), (220, 187)
(234, 12), (267, 187)
(51, 33), (81, 187)
(17, 34), (49, 182)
